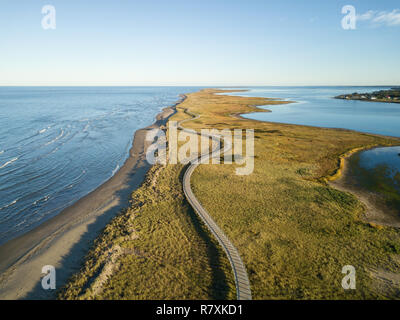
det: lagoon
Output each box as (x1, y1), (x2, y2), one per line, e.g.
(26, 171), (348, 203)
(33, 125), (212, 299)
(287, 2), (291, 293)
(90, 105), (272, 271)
(222, 86), (400, 201)
(223, 86), (400, 138)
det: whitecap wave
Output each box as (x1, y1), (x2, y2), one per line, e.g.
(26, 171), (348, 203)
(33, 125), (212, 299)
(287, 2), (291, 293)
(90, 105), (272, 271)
(111, 164), (120, 176)
(0, 199), (17, 211)
(0, 157), (18, 169)
(33, 195), (50, 205)
(39, 128), (47, 134)
(0, 150), (4, 155)
(45, 129), (64, 146)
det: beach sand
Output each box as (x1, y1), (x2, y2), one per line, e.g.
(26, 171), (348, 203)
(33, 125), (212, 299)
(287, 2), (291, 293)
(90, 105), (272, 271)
(0, 98), (183, 300)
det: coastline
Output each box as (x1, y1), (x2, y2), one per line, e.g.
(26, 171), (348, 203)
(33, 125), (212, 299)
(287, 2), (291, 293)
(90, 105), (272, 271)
(0, 95), (185, 299)
(57, 89), (400, 299)
(335, 97), (400, 104)
(324, 146), (377, 182)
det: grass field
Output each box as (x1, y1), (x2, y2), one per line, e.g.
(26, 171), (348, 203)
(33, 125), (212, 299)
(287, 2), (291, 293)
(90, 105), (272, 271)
(60, 89), (400, 299)
(59, 163), (236, 299)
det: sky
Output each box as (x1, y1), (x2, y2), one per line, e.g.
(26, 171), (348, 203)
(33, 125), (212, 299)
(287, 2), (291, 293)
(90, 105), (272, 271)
(0, 0), (399, 86)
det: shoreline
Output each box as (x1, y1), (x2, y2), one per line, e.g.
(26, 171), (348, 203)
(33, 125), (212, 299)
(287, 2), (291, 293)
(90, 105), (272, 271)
(335, 97), (400, 104)
(324, 146), (379, 182)
(328, 146), (400, 229)
(0, 95), (185, 299)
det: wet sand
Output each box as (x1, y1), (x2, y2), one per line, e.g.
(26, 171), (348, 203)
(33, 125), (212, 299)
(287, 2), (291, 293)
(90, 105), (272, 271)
(0, 96), (184, 299)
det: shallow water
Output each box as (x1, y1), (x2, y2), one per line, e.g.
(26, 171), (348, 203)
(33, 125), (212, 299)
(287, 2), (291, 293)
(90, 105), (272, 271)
(357, 146), (400, 193)
(0, 86), (199, 244)
(221, 86), (400, 195)
(359, 147), (400, 173)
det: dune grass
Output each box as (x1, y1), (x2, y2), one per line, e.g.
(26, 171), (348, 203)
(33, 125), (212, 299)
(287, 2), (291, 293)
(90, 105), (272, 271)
(59, 163), (235, 300)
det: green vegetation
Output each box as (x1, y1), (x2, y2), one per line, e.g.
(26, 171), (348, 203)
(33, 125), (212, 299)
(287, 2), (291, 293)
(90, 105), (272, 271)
(335, 88), (400, 103)
(60, 89), (400, 300)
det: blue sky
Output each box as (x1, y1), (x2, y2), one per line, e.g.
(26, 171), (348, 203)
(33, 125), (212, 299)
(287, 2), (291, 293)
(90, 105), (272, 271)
(0, 0), (399, 86)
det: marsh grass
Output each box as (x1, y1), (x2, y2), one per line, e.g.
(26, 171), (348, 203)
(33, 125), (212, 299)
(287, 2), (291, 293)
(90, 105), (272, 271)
(175, 89), (400, 299)
(61, 89), (400, 300)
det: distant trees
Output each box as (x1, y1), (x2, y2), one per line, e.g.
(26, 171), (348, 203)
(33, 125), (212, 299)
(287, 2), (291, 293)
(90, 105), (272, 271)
(335, 89), (400, 103)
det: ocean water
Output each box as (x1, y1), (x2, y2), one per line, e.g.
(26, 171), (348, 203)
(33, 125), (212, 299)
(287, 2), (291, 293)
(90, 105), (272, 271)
(0, 86), (199, 245)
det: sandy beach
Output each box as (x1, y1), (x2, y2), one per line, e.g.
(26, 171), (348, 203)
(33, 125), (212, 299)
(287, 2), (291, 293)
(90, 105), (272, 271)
(0, 97), (183, 300)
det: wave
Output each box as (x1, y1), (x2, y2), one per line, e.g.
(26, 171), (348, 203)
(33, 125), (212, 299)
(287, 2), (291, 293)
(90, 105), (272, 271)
(33, 195), (50, 206)
(45, 129), (65, 146)
(0, 150), (4, 155)
(111, 164), (120, 176)
(39, 127), (48, 134)
(0, 157), (18, 169)
(0, 199), (18, 211)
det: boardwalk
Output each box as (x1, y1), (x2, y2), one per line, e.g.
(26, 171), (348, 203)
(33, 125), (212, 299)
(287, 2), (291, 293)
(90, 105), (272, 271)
(178, 112), (252, 300)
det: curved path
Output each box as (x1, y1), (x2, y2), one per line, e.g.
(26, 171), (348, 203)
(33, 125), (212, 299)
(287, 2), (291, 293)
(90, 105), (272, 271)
(177, 110), (252, 300)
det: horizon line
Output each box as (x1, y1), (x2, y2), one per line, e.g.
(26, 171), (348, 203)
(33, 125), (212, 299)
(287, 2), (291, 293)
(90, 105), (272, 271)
(0, 84), (399, 87)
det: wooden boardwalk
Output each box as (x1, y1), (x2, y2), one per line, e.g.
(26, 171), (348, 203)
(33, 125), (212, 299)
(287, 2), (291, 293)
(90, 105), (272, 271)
(178, 112), (252, 300)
